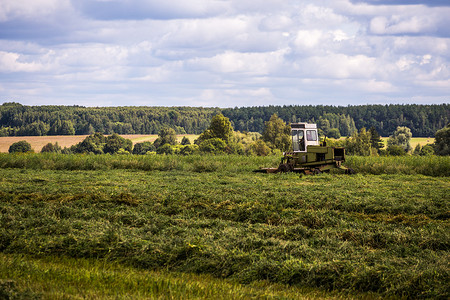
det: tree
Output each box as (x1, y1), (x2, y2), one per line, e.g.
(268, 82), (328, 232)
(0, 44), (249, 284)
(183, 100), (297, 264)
(104, 133), (132, 154)
(156, 144), (174, 154)
(327, 128), (341, 139)
(71, 133), (106, 154)
(345, 128), (372, 156)
(41, 142), (62, 153)
(369, 126), (384, 153)
(420, 144), (434, 156)
(387, 126), (412, 153)
(181, 136), (191, 145)
(196, 114), (234, 145)
(199, 138), (227, 154)
(9, 140), (33, 153)
(153, 127), (177, 148)
(434, 125), (450, 155)
(262, 114), (291, 152)
(248, 139), (271, 156)
(132, 141), (155, 155)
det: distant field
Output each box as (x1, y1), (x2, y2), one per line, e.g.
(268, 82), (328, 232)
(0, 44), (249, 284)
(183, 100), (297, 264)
(0, 134), (199, 153)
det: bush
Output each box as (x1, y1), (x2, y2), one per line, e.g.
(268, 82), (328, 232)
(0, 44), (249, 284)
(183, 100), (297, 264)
(180, 144), (198, 155)
(104, 134), (132, 154)
(8, 141), (32, 153)
(199, 138), (227, 154)
(156, 144), (174, 155)
(387, 145), (406, 156)
(248, 140), (271, 156)
(41, 142), (62, 153)
(132, 142), (155, 155)
(181, 137), (191, 145)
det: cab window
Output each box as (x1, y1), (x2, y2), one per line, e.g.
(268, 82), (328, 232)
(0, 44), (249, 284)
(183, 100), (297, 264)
(306, 130), (317, 141)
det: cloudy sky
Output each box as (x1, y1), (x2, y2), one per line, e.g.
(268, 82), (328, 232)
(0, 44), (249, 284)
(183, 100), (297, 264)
(0, 0), (449, 107)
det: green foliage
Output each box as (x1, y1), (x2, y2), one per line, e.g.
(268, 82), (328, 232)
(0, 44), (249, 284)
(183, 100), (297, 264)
(199, 138), (227, 154)
(434, 124), (450, 155)
(326, 128), (341, 139)
(387, 126), (412, 153)
(154, 127), (178, 149)
(345, 128), (372, 156)
(156, 144), (175, 155)
(386, 144), (406, 156)
(132, 141), (155, 155)
(368, 126), (383, 152)
(41, 142), (62, 153)
(104, 133), (133, 154)
(262, 114), (291, 152)
(420, 144), (435, 156)
(208, 114), (233, 143)
(49, 120), (75, 135)
(248, 140), (271, 156)
(196, 114), (234, 146)
(8, 140), (33, 153)
(71, 133), (106, 154)
(180, 144), (199, 155)
(1, 103), (448, 138)
(181, 136), (191, 145)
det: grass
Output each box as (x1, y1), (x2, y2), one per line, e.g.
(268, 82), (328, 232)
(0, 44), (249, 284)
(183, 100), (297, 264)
(0, 253), (357, 299)
(0, 157), (448, 298)
(0, 152), (449, 177)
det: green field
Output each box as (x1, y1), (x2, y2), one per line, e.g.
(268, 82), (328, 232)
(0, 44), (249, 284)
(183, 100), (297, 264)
(0, 154), (449, 299)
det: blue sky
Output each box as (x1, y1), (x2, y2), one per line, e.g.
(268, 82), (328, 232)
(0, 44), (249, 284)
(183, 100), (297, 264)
(0, 0), (449, 107)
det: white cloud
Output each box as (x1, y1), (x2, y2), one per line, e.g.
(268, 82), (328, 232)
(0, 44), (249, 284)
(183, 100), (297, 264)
(0, 51), (43, 72)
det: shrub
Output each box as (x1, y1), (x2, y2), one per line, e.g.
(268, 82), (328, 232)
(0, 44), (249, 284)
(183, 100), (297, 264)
(8, 141), (32, 153)
(248, 140), (271, 156)
(132, 141), (155, 155)
(41, 142), (62, 153)
(199, 138), (227, 154)
(181, 137), (191, 145)
(104, 134), (132, 154)
(156, 144), (174, 155)
(180, 144), (198, 155)
(387, 145), (406, 156)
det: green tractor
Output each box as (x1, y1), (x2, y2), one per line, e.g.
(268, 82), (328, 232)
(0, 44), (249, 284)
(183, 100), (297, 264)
(258, 123), (354, 174)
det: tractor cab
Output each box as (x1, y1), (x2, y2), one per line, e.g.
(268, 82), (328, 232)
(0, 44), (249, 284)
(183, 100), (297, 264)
(291, 123), (319, 152)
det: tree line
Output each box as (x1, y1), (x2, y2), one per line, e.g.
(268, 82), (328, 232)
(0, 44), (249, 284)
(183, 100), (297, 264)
(0, 102), (448, 137)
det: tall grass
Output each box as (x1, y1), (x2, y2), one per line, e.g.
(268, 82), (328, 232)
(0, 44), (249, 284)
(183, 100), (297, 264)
(0, 152), (449, 176)
(0, 153), (280, 173)
(346, 155), (450, 176)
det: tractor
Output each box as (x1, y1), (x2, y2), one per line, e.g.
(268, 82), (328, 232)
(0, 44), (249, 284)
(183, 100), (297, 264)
(257, 123), (354, 174)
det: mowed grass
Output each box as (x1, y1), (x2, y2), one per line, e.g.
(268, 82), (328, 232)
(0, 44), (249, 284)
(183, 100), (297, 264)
(0, 134), (199, 153)
(0, 155), (448, 298)
(0, 254), (348, 300)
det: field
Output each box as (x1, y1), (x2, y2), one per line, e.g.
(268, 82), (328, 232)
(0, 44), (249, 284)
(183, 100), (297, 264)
(0, 154), (449, 299)
(0, 135), (199, 153)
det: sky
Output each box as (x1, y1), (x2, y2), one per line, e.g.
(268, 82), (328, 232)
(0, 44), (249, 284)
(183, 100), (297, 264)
(0, 0), (449, 108)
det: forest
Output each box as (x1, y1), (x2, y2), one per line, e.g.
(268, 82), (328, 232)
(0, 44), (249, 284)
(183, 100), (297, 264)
(0, 102), (448, 137)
